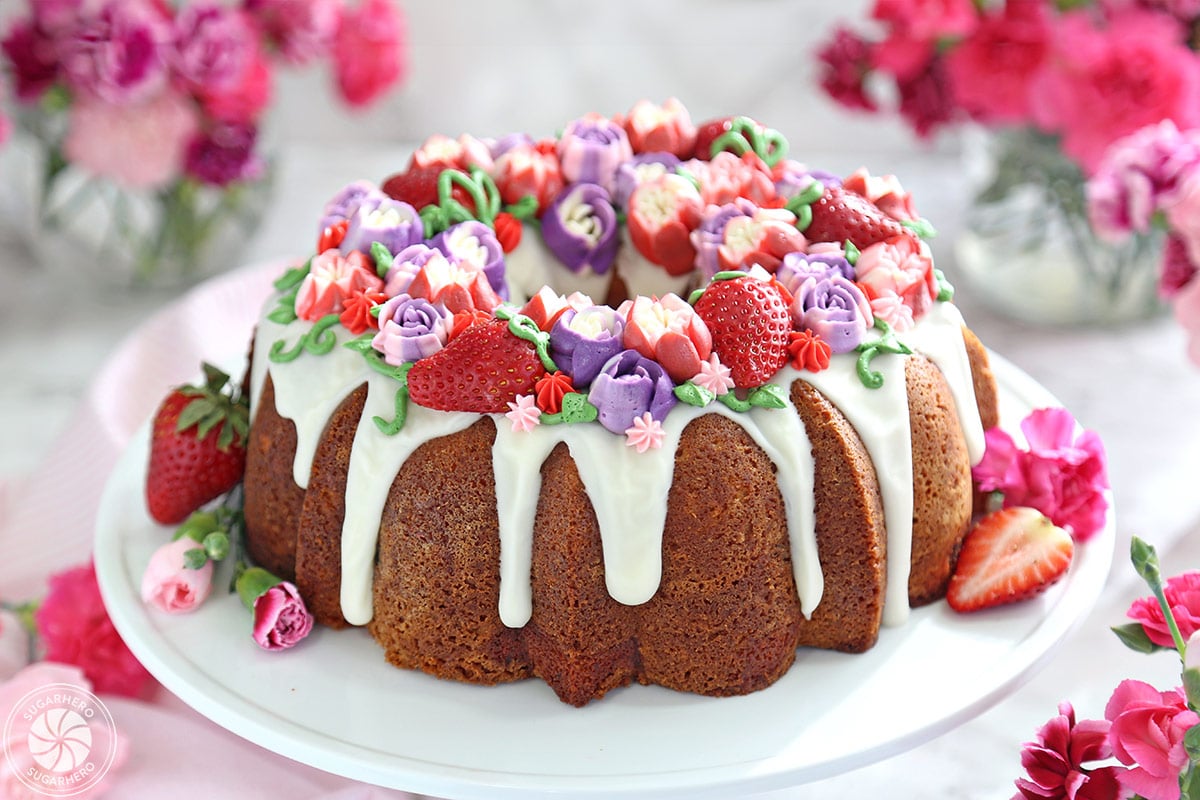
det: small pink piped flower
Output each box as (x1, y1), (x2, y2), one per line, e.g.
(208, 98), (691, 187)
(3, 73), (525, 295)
(624, 411), (665, 453)
(868, 290), (915, 333)
(506, 394), (542, 433)
(691, 353), (734, 396)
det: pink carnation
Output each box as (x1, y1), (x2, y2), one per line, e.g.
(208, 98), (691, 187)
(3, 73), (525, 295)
(1105, 680), (1199, 800)
(34, 563), (154, 698)
(817, 25), (878, 112)
(1126, 572), (1200, 649)
(253, 582), (314, 651)
(1160, 235), (1199, 300)
(973, 407), (1110, 541)
(63, 89), (198, 189)
(245, 0), (340, 65)
(198, 46), (273, 125)
(332, 0), (406, 108)
(1030, 10), (1200, 174)
(1, 17), (60, 101)
(171, 3), (257, 93)
(1165, 168), (1200, 269)
(871, 0), (977, 83)
(1013, 701), (1121, 800)
(944, 0), (1050, 125)
(61, 0), (170, 105)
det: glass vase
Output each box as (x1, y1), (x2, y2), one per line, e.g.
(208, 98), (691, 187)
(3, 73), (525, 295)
(3, 110), (273, 292)
(954, 128), (1164, 327)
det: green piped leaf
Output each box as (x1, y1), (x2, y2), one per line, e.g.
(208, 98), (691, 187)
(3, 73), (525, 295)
(674, 381), (715, 408)
(267, 290), (299, 325)
(273, 262), (310, 292)
(541, 392), (599, 425)
(504, 194), (539, 221)
(935, 268), (955, 302)
(747, 384), (787, 409)
(844, 240), (860, 266)
(900, 217), (938, 240)
(370, 241), (394, 278)
(709, 117), (789, 168)
(718, 392), (753, 412)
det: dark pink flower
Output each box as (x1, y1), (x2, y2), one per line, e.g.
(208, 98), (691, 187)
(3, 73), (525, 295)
(198, 46), (273, 125)
(332, 0), (406, 108)
(1014, 701), (1122, 800)
(171, 2), (257, 93)
(871, 0), (978, 44)
(945, 0), (1050, 125)
(1, 17), (59, 101)
(1104, 680), (1199, 800)
(60, 0), (171, 105)
(816, 25), (878, 112)
(896, 56), (957, 138)
(34, 562), (155, 698)
(253, 582), (314, 651)
(246, 0), (341, 65)
(184, 122), (264, 186)
(1161, 234), (1199, 299)
(1029, 9), (1200, 174)
(1126, 572), (1200, 649)
(973, 408), (1110, 541)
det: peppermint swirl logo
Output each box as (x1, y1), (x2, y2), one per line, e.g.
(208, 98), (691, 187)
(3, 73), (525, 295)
(3, 683), (118, 797)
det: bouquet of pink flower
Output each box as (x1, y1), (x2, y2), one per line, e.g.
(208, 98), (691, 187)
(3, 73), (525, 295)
(0, 0), (406, 283)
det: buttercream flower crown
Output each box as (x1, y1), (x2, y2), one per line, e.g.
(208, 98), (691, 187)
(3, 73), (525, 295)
(264, 99), (950, 451)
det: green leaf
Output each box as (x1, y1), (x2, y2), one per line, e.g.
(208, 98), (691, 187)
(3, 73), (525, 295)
(1110, 622), (1163, 655)
(176, 398), (217, 432)
(1185, 667), (1200, 713)
(900, 217), (938, 239)
(267, 304), (298, 325)
(344, 332), (379, 354)
(203, 531), (230, 561)
(718, 392), (753, 413)
(370, 241), (394, 278)
(544, 392), (599, 425)
(201, 362), (231, 392)
(674, 381), (715, 408)
(843, 240), (860, 265)
(748, 384), (787, 409)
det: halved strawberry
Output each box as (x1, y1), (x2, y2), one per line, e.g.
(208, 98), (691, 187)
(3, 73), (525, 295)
(804, 184), (916, 251)
(692, 274), (791, 388)
(146, 364), (249, 525)
(407, 318), (546, 412)
(947, 507), (1074, 613)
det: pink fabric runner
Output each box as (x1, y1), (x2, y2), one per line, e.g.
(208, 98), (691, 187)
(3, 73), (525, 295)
(0, 262), (421, 799)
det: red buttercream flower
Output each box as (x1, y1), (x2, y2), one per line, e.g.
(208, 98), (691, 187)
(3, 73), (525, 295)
(493, 211), (522, 253)
(339, 288), (389, 335)
(626, 173), (704, 276)
(492, 140), (564, 214)
(318, 219), (349, 252)
(787, 330), (832, 373)
(534, 371), (576, 414)
(620, 293), (713, 382)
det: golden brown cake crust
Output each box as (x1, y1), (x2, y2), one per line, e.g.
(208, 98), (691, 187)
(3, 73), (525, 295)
(243, 374), (303, 583)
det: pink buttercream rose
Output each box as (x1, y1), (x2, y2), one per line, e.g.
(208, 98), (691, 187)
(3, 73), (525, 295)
(332, 0), (406, 108)
(1030, 10), (1200, 174)
(253, 582), (314, 651)
(63, 89), (198, 189)
(140, 537), (214, 613)
(1105, 680), (1199, 800)
(973, 407), (1110, 541)
(294, 249), (384, 321)
(35, 563), (154, 698)
(1172, 268), (1200, 368)
(854, 235), (937, 320)
(867, 290), (914, 333)
(0, 663), (130, 799)
(944, 0), (1049, 125)
(0, 610), (30, 682)
(1126, 572), (1200, 649)
(618, 293), (713, 383)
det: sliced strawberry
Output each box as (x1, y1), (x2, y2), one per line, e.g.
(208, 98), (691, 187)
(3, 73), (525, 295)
(146, 364), (249, 525)
(692, 274), (791, 388)
(804, 184), (916, 251)
(407, 318), (546, 412)
(947, 507), (1074, 613)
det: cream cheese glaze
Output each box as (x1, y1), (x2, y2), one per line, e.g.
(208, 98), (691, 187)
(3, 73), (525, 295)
(250, 293), (984, 629)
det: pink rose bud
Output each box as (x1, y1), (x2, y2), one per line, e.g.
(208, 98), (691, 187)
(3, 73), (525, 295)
(140, 537), (214, 613)
(237, 567), (314, 651)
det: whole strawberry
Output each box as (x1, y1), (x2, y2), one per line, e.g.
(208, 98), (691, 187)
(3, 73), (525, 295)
(692, 274), (791, 389)
(407, 317), (547, 412)
(804, 184), (915, 251)
(382, 164), (474, 213)
(146, 364), (249, 525)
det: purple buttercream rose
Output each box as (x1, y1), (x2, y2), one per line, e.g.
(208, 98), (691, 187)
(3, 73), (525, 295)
(773, 160), (841, 200)
(550, 305), (626, 388)
(792, 274), (874, 354)
(61, 0), (169, 104)
(557, 113), (633, 193)
(184, 122), (263, 186)
(171, 2), (254, 91)
(488, 131), (534, 159)
(383, 243), (441, 295)
(692, 199), (756, 280)
(371, 293), (450, 366)
(776, 251), (855, 295)
(431, 221), (508, 299)
(318, 180), (373, 234)
(612, 152), (681, 209)
(340, 192), (424, 262)
(542, 183), (619, 275)
(588, 349), (677, 435)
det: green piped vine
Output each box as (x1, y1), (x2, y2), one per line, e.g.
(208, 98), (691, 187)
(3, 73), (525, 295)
(709, 116), (789, 169)
(854, 319), (913, 389)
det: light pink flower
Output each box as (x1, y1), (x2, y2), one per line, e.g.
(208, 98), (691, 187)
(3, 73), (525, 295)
(332, 0), (406, 108)
(61, 0), (170, 104)
(245, 0), (340, 65)
(619, 293), (713, 383)
(621, 97), (697, 158)
(868, 290), (914, 332)
(624, 412), (666, 453)
(252, 582), (314, 651)
(1030, 9), (1200, 174)
(35, 563), (154, 698)
(505, 394), (542, 433)
(140, 537), (214, 614)
(1126, 572), (1200, 649)
(1105, 680), (1198, 800)
(1013, 701), (1121, 800)
(295, 249), (384, 321)
(972, 407), (1110, 541)
(0, 662), (130, 799)
(63, 89), (197, 189)
(691, 353), (734, 397)
(685, 151), (777, 207)
(171, 2), (256, 92)
(0, 609), (30, 682)
(1173, 268), (1200, 368)
(944, 0), (1049, 125)
(854, 235), (937, 319)
(404, 251), (501, 314)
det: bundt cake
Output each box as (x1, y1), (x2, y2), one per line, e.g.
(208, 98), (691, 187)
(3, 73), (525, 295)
(241, 99), (1000, 706)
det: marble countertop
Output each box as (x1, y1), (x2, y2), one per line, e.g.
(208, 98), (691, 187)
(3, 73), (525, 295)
(4, 145), (1200, 799)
